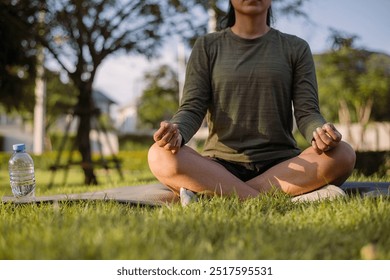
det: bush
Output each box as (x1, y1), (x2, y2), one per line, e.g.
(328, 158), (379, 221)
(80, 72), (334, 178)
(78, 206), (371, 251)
(119, 133), (154, 151)
(0, 149), (149, 172)
(355, 151), (390, 176)
(48, 133), (76, 151)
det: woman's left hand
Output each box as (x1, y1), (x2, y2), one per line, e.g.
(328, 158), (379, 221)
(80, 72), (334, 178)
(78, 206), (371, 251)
(311, 123), (342, 154)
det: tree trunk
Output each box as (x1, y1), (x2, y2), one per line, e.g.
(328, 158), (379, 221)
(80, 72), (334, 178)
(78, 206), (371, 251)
(338, 99), (357, 149)
(356, 98), (373, 151)
(76, 82), (98, 185)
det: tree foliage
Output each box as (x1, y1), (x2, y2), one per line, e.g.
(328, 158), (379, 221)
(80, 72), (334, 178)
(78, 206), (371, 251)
(45, 71), (78, 131)
(2, 0), (202, 184)
(0, 1), (39, 112)
(315, 31), (390, 124)
(138, 64), (179, 128)
(315, 30), (390, 149)
(2, 0), (312, 184)
(358, 53), (390, 121)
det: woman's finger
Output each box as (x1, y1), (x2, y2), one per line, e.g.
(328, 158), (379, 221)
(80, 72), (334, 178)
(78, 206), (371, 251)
(153, 121), (170, 142)
(170, 134), (183, 154)
(322, 123), (342, 142)
(311, 138), (322, 155)
(315, 127), (333, 146)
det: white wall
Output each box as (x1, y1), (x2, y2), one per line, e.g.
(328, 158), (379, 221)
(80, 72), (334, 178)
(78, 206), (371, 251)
(337, 122), (390, 151)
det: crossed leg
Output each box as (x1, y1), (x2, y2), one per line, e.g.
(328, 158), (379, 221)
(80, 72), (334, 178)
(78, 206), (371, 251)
(147, 141), (356, 199)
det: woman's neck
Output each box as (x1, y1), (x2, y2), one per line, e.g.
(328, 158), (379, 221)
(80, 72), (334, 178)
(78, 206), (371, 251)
(231, 15), (270, 39)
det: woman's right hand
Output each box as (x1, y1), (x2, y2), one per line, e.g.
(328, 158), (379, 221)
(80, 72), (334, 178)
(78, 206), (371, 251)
(153, 121), (183, 154)
(311, 123), (342, 154)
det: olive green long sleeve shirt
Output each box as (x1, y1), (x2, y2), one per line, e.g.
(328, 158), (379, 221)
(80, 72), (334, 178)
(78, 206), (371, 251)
(171, 28), (326, 163)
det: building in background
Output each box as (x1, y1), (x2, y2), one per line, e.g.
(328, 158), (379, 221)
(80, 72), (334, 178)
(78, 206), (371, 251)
(116, 100), (138, 135)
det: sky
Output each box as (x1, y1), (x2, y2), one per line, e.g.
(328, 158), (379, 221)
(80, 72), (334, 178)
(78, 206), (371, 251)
(93, 0), (390, 107)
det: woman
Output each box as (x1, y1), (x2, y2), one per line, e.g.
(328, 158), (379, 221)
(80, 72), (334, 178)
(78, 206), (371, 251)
(148, 0), (356, 204)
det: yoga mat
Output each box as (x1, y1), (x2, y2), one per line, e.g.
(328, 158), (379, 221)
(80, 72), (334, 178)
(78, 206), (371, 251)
(1, 184), (178, 206)
(2, 182), (389, 206)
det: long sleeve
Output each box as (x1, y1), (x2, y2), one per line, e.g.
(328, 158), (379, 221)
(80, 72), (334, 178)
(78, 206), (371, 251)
(170, 37), (211, 144)
(170, 28), (325, 162)
(292, 41), (326, 143)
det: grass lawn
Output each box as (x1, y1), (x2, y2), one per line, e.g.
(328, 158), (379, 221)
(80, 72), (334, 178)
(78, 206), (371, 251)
(0, 150), (389, 260)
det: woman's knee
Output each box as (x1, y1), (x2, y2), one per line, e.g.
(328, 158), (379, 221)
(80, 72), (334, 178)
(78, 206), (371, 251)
(147, 143), (162, 167)
(147, 143), (180, 178)
(335, 141), (356, 174)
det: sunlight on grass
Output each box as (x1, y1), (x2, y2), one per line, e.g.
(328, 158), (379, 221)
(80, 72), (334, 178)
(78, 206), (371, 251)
(1, 166), (156, 197)
(1, 150), (389, 260)
(1, 191), (389, 260)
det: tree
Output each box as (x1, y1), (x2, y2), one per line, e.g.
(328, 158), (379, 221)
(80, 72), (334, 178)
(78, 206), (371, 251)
(3, 0), (311, 185)
(0, 1), (38, 113)
(5, 0), (203, 185)
(44, 70), (78, 132)
(358, 53), (390, 122)
(0, 1), (78, 136)
(315, 30), (390, 149)
(138, 64), (179, 128)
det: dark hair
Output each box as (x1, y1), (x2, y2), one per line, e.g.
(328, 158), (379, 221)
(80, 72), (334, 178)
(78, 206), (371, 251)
(218, 1), (273, 30)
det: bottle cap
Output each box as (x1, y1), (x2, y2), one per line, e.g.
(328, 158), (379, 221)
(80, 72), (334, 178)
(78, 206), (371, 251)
(12, 143), (26, 152)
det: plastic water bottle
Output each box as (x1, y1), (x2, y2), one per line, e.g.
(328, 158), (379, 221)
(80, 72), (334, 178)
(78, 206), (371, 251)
(8, 143), (36, 199)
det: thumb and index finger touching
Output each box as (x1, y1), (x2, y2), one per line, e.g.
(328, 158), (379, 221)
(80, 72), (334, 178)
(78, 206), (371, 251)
(322, 123), (342, 142)
(312, 122), (342, 154)
(153, 121), (183, 154)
